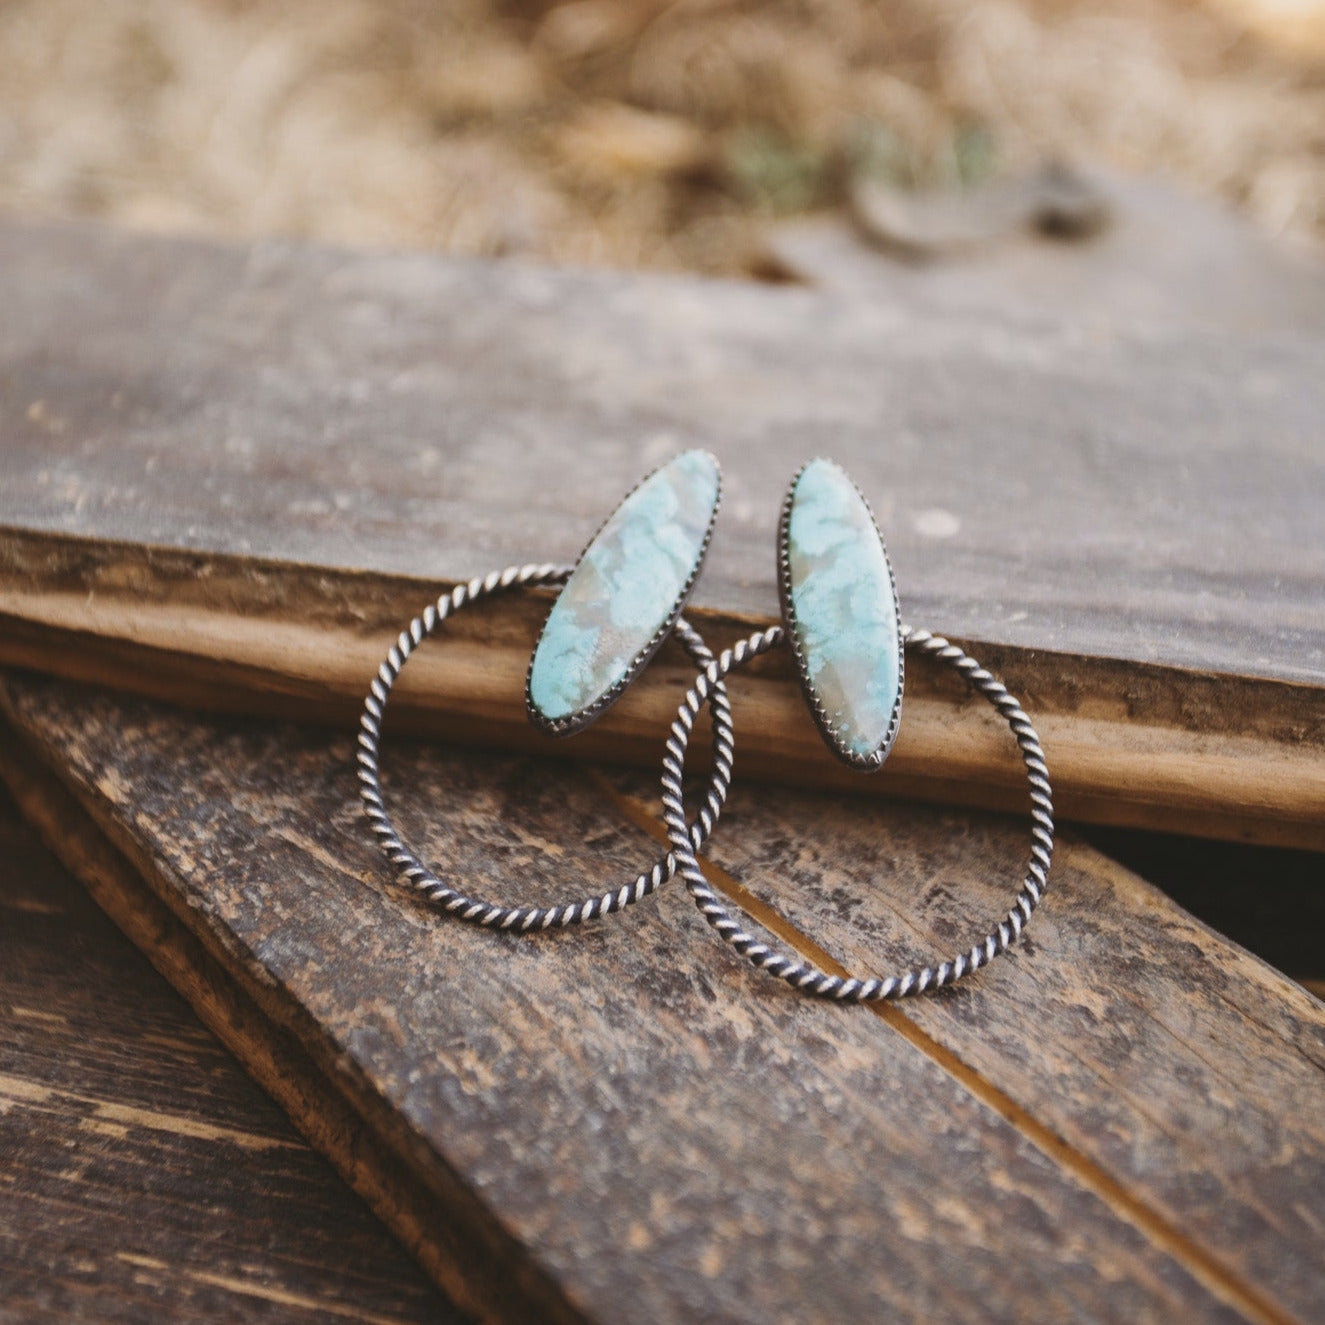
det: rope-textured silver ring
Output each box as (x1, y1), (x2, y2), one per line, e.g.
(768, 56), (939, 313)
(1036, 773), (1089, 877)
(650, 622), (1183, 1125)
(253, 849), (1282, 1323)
(357, 562), (735, 930)
(660, 623), (1054, 1000)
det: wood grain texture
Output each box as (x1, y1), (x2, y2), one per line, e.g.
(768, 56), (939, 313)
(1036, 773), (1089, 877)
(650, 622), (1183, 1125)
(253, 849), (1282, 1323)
(0, 219), (1322, 846)
(1, 217), (1321, 683)
(1, 530), (1321, 850)
(0, 789), (458, 1324)
(601, 773), (1325, 1322)
(2, 670), (1322, 1325)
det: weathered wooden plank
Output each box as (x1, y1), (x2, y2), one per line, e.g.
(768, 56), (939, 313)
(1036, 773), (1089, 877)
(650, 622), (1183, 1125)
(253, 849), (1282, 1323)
(2, 217), (1321, 683)
(2, 671), (1321, 1324)
(599, 772), (1325, 1322)
(2, 529), (1319, 849)
(0, 790), (457, 1324)
(0, 219), (1322, 846)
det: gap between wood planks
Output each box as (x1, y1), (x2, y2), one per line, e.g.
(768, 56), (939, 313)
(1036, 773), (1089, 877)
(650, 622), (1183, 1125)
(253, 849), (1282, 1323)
(588, 771), (1304, 1325)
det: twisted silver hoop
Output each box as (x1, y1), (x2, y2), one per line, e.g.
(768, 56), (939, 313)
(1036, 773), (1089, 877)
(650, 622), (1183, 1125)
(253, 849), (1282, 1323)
(358, 563), (735, 930)
(660, 624), (1054, 1000)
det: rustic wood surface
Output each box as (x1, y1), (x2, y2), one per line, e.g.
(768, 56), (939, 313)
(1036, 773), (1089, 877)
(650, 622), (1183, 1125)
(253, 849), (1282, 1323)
(0, 787), (457, 1324)
(2, 217), (1321, 684)
(609, 770), (1325, 1319)
(3, 532), (1320, 850)
(2, 670), (1322, 1325)
(1, 219), (1322, 847)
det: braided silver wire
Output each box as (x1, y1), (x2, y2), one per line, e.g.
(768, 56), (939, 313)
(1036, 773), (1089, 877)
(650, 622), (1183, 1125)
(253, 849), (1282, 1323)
(357, 563), (735, 930)
(660, 624), (1054, 1000)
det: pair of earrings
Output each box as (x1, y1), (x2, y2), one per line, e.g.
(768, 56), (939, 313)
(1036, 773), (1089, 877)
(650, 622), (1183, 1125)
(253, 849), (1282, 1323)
(357, 452), (1053, 1002)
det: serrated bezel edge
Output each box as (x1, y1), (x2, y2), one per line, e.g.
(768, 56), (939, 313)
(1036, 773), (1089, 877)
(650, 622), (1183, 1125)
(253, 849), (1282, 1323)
(526, 451), (723, 737)
(777, 458), (905, 772)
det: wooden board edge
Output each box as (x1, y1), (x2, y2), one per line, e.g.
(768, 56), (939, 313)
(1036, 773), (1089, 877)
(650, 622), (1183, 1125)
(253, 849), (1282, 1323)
(0, 694), (590, 1325)
(2, 599), (1322, 852)
(7, 524), (1324, 727)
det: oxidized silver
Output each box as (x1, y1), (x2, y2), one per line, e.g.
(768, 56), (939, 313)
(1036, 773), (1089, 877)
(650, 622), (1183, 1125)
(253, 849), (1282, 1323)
(660, 623), (1054, 1000)
(358, 563), (735, 929)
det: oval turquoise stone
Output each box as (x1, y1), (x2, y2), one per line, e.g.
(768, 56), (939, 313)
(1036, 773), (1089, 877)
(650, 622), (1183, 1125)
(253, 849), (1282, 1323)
(528, 450), (721, 734)
(781, 458), (902, 768)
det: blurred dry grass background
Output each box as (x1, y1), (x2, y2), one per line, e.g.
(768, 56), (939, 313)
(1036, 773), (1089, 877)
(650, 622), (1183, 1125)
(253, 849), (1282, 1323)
(0, 0), (1322, 275)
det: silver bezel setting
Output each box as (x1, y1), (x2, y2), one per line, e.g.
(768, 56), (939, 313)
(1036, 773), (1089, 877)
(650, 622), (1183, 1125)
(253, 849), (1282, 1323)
(777, 459), (905, 772)
(526, 452), (723, 738)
